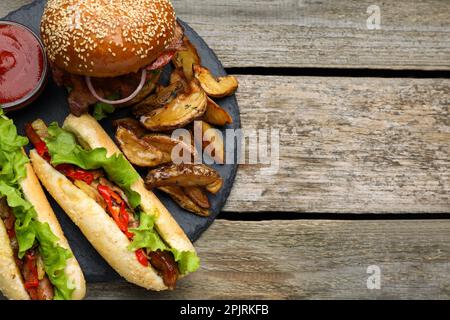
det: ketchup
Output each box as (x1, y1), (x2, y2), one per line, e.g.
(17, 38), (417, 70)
(0, 22), (45, 106)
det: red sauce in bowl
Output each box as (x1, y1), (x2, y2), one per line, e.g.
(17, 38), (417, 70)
(0, 21), (47, 110)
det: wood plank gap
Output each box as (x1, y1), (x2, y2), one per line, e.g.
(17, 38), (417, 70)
(226, 67), (450, 79)
(218, 212), (450, 221)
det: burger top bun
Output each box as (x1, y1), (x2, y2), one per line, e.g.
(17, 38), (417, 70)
(41, 0), (176, 78)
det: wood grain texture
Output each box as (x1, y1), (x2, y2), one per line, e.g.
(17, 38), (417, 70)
(0, 0), (32, 15)
(224, 75), (450, 213)
(79, 220), (450, 299)
(172, 0), (450, 70)
(1, 0), (449, 70)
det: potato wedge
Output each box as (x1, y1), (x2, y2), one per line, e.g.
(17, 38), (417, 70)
(170, 68), (187, 85)
(117, 70), (161, 107)
(205, 178), (224, 194)
(158, 186), (210, 217)
(146, 163), (221, 189)
(203, 97), (233, 126)
(143, 134), (197, 164)
(193, 65), (238, 98)
(172, 36), (201, 81)
(113, 118), (147, 137)
(169, 68), (189, 93)
(155, 84), (164, 94)
(133, 80), (186, 117)
(140, 80), (207, 132)
(183, 186), (210, 209)
(195, 120), (225, 164)
(116, 126), (164, 167)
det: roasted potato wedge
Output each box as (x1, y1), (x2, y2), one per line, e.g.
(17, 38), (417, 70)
(118, 70), (161, 107)
(172, 36), (201, 81)
(170, 68), (188, 86)
(146, 163), (221, 189)
(133, 80), (186, 117)
(143, 134), (197, 164)
(205, 178), (224, 194)
(203, 97), (233, 126)
(140, 80), (207, 132)
(183, 186), (210, 209)
(193, 65), (238, 98)
(116, 126), (164, 167)
(113, 118), (147, 137)
(195, 121), (225, 164)
(158, 186), (210, 217)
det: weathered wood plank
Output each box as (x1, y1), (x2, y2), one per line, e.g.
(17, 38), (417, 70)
(2, 0), (449, 70)
(79, 220), (450, 299)
(225, 75), (450, 213)
(0, 0), (32, 15)
(178, 0), (450, 70)
(2, 219), (450, 299)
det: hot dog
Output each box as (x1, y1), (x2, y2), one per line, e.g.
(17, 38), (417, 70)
(0, 111), (85, 300)
(28, 114), (200, 290)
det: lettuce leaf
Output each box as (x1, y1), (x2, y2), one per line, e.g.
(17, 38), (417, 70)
(128, 212), (200, 275)
(171, 250), (200, 275)
(33, 221), (74, 300)
(45, 123), (141, 208)
(128, 212), (167, 252)
(93, 102), (115, 121)
(0, 182), (36, 256)
(92, 93), (120, 121)
(0, 110), (74, 300)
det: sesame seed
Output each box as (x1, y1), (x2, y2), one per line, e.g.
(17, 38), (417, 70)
(41, 0), (177, 70)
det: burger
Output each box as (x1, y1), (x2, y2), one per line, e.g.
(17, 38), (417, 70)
(40, 0), (184, 116)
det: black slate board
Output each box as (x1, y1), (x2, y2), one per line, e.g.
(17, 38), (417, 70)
(2, 0), (240, 282)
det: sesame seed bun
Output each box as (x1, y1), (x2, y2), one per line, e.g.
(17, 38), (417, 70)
(41, 0), (176, 78)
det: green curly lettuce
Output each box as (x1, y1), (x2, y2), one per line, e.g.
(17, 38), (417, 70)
(45, 122), (141, 208)
(128, 212), (200, 275)
(0, 110), (74, 300)
(92, 93), (120, 121)
(45, 123), (200, 275)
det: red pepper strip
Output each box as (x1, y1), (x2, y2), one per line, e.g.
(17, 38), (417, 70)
(97, 185), (133, 238)
(23, 252), (39, 289)
(120, 202), (134, 239)
(135, 249), (149, 267)
(24, 123), (50, 161)
(56, 164), (94, 185)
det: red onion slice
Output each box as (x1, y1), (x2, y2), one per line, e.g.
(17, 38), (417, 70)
(85, 69), (147, 105)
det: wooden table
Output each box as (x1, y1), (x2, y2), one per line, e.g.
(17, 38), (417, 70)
(1, 0), (450, 299)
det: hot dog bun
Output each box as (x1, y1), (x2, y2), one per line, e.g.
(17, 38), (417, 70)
(0, 220), (30, 300)
(21, 163), (86, 299)
(0, 163), (86, 300)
